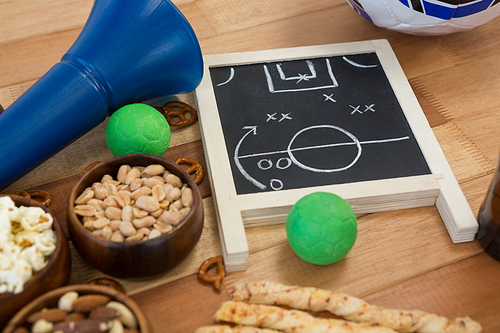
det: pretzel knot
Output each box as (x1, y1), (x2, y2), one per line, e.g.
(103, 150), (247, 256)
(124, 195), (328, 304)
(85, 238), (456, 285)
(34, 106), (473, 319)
(162, 101), (198, 127)
(198, 255), (225, 291)
(88, 278), (125, 294)
(9, 190), (52, 207)
(175, 157), (204, 185)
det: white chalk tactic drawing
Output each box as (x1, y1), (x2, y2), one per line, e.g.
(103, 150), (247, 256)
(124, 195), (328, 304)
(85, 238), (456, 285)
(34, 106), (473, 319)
(216, 67), (235, 86)
(277, 60), (316, 83)
(342, 56), (378, 68)
(323, 93), (336, 103)
(234, 125), (410, 190)
(350, 104), (376, 115)
(264, 59), (338, 93)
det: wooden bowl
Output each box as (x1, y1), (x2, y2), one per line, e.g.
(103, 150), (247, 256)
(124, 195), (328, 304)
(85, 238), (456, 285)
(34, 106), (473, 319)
(66, 154), (204, 278)
(3, 284), (152, 333)
(0, 195), (71, 330)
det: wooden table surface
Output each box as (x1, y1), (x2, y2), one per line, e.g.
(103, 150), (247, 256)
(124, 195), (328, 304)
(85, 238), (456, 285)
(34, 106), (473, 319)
(1, 0), (500, 332)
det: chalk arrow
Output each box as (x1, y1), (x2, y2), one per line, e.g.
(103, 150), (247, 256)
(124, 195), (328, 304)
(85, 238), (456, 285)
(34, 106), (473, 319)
(234, 126), (266, 190)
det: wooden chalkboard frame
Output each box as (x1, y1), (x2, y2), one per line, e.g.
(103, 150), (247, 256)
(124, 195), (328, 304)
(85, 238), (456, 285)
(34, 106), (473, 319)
(194, 40), (478, 272)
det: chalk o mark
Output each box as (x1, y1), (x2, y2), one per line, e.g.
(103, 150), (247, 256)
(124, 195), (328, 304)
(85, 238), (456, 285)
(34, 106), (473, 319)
(276, 157), (292, 170)
(342, 56), (378, 68)
(287, 125), (362, 173)
(270, 179), (284, 191)
(258, 159), (273, 170)
(216, 67), (235, 86)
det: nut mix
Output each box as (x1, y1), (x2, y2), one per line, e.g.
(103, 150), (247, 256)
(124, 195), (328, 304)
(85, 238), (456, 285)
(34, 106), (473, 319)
(14, 291), (139, 333)
(73, 164), (194, 242)
(0, 196), (56, 294)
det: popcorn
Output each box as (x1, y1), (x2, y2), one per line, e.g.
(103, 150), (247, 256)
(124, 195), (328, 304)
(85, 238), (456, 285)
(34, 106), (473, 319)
(0, 196), (56, 294)
(18, 206), (53, 232)
(0, 196), (19, 220)
(20, 246), (47, 272)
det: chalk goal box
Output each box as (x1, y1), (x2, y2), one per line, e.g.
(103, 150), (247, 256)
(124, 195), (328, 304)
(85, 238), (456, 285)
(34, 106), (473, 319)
(194, 39), (478, 272)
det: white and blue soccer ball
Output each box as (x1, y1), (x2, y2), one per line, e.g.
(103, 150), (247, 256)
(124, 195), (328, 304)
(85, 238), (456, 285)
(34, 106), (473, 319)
(346, 0), (500, 35)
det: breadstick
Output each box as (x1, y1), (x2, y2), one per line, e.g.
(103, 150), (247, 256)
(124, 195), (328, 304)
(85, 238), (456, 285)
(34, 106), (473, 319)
(194, 325), (282, 333)
(232, 281), (482, 333)
(215, 301), (398, 333)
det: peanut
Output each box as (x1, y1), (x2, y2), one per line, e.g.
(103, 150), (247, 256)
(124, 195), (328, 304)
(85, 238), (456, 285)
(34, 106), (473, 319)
(132, 216), (156, 229)
(160, 210), (183, 226)
(129, 178), (143, 192)
(121, 206), (133, 223)
(165, 173), (183, 188)
(117, 165), (131, 183)
(88, 199), (105, 212)
(118, 221), (136, 237)
(130, 186), (151, 201)
(143, 176), (165, 188)
(143, 164), (165, 176)
(114, 191), (131, 207)
(164, 184), (181, 202)
(135, 196), (159, 213)
(181, 187), (193, 207)
(151, 184), (166, 202)
(93, 218), (111, 230)
(109, 220), (121, 232)
(124, 168), (141, 185)
(92, 182), (109, 200)
(101, 226), (113, 241)
(111, 230), (125, 243)
(132, 207), (148, 219)
(75, 188), (94, 205)
(103, 196), (119, 209)
(105, 207), (122, 221)
(75, 205), (97, 217)
(148, 229), (162, 240)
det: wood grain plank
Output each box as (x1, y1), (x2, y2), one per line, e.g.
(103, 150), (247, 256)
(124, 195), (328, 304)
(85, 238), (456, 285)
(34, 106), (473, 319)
(363, 253), (500, 332)
(0, 0), (91, 43)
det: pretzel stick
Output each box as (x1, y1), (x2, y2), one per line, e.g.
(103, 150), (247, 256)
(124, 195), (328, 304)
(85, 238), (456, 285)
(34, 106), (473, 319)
(232, 281), (482, 333)
(194, 325), (282, 333)
(215, 301), (398, 333)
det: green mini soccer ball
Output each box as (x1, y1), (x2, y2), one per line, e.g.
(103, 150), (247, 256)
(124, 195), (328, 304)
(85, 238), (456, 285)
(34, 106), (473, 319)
(105, 103), (171, 157)
(286, 192), (357, 265)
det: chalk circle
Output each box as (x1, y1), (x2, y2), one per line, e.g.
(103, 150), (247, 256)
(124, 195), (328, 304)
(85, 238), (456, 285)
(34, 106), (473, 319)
(270, 179), (284, 190)
(276, 157), (292, 170)
(257, 158), (273, 170)
(287, 125), (362, 173)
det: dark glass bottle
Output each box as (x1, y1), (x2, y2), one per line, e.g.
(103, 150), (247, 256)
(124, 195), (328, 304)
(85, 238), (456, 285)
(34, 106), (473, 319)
(477, 160), (500, 261)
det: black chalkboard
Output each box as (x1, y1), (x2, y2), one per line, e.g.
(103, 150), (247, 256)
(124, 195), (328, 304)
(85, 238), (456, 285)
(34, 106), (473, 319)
(209, 52), (431, 195)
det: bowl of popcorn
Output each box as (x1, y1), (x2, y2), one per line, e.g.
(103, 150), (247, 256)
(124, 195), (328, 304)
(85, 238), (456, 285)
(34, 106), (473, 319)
(3, 284), (152, 333)
(0, 195), (70, 329)
(66, 154), (204, 278)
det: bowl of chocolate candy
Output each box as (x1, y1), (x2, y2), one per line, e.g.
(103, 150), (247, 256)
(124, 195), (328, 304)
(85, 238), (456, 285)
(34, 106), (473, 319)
(0, 195), (70, 329)
(66, 154), (204, 278)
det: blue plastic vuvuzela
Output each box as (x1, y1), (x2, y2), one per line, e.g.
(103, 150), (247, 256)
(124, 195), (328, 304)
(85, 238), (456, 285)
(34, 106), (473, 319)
(0, 0), (203, 191)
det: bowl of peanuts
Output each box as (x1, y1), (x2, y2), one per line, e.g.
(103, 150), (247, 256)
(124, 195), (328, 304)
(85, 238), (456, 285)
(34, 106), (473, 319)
(3, 283), (152, 333)
(66, 154), (204, 278)
(0, 194), (71, 330)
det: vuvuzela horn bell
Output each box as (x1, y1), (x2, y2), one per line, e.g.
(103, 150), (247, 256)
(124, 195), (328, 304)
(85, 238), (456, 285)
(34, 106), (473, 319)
(0, 0), (203, 191)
